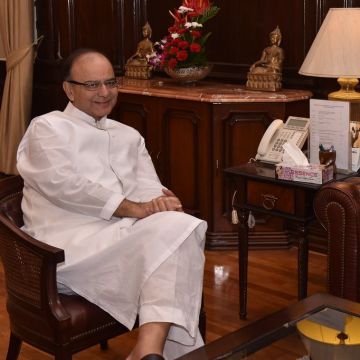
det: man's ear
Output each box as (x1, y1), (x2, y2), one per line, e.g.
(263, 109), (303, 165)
(63, 81), (74, 102)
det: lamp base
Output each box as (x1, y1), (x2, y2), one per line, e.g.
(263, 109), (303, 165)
(328, 78), (360, 102)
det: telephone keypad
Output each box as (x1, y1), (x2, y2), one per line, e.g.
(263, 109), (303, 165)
(272, 130), (293, 153)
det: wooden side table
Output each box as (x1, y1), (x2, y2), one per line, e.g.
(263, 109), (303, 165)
(224, 162), (354, 319)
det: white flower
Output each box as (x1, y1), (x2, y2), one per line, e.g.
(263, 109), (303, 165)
(185, 22), (203, 29)
(171, 33), (180, 39)
(192, 22), (203, 28)
(178, 6), (193, 14)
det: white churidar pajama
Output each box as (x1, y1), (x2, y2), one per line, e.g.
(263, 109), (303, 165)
(17, 102), (207, 359)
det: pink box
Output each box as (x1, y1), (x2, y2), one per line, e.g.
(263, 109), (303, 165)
(275, 164), (334, 184)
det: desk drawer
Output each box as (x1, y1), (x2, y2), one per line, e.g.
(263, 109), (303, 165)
(247, 180), (295, 214)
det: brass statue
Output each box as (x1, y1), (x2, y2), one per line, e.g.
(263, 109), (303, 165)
(125, 22), (154, 79)
(246, 26), (284, 91)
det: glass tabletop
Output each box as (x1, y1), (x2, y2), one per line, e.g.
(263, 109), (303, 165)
(177, 293), (360, 360)
(227, 333), (307, 359)
(231, 307), (360, 359)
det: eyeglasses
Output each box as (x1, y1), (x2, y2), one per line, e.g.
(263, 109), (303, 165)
(66, 78), (119, 91)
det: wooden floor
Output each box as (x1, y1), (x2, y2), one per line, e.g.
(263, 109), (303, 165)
(0, 248), (327, 359)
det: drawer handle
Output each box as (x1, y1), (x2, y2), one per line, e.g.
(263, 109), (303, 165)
(262, 194), (278, 210)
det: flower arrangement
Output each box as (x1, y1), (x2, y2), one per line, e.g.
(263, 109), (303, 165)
(148, 0), (220, 70)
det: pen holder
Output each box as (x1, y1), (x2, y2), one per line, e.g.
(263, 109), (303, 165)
(319, 150), (336, 174)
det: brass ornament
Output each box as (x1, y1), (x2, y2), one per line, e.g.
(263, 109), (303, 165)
(246, 26), (284, 92)
(125, 22), (154, 79)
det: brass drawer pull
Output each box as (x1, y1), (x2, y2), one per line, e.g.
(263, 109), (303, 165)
(262, 194), (278, 210)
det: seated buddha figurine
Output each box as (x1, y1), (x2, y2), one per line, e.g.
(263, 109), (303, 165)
(125, 22), (154, 79)
(246, 26), (284, 91)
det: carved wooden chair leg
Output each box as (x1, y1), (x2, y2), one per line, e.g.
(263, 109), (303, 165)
(6, 332), (22, 360)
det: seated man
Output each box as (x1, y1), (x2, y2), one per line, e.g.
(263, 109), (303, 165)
(16, 48), (207, 360)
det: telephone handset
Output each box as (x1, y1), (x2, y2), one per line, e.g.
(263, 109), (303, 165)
(255, 116), (310, 164)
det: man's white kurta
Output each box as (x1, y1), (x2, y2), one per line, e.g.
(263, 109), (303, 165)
(17, 103), (207, 347)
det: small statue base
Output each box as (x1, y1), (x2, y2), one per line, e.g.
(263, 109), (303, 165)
(125, 64), (153, 80)
(246, 72), (282, 92)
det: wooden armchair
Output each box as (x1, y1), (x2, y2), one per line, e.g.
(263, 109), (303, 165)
(314, 176), (360, 302)
(0, 175), (130, 359)
(0, 175), (206, 359)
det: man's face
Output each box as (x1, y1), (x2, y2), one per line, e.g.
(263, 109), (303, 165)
(63, 53), (118, 120)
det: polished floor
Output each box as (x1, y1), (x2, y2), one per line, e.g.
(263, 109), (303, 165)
(0, 248), (327, 359)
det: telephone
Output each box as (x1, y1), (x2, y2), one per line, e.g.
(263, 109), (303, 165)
(255, 116), (310, 164)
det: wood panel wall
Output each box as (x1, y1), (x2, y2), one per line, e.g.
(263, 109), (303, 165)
(1, 0), (360, 115)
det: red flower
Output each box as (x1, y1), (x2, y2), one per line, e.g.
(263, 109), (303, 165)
(190, 43), (201, 53)
(191, 30), (201, 39)
(183, 0), (211, 14)
(172, 38), (181, 45)
(168, 26), (178, 33)
(179, 40), (189, 49)
(187, 12), (198, 18)
(168, 58), (178, 69)
(176, 50), (188, 61)
(169, 46), (179, 55)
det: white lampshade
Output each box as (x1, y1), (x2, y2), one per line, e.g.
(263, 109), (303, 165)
(299, 8), (360, 78)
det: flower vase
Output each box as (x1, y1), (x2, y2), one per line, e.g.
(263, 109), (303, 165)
(164, 64), (213, 85)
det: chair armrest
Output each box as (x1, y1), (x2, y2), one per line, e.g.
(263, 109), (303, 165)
(0, 212), (72, 325)
(314, 177), (360, 301)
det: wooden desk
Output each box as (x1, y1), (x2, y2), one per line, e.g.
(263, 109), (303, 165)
(224, 162), (354, 319)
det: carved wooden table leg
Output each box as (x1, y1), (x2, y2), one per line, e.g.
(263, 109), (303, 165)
(238, 208), (249, 319)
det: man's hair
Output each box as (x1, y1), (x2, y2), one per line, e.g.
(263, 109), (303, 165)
(62, 48), (110, 81)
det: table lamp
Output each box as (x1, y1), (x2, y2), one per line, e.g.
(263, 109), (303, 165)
(299, 8), (360, 101)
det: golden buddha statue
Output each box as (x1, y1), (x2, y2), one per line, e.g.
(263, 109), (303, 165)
(246, 26), (284, 91)
(125, 22), (154, 79)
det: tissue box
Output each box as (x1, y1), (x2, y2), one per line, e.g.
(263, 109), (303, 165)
(275, 164), (334, 184)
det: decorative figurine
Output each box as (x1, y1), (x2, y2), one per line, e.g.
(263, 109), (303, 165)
(246, 26), (284, 91)
(125, 22), (154, 79)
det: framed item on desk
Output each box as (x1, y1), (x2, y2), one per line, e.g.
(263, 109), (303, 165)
(309, 99), (351, 173)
